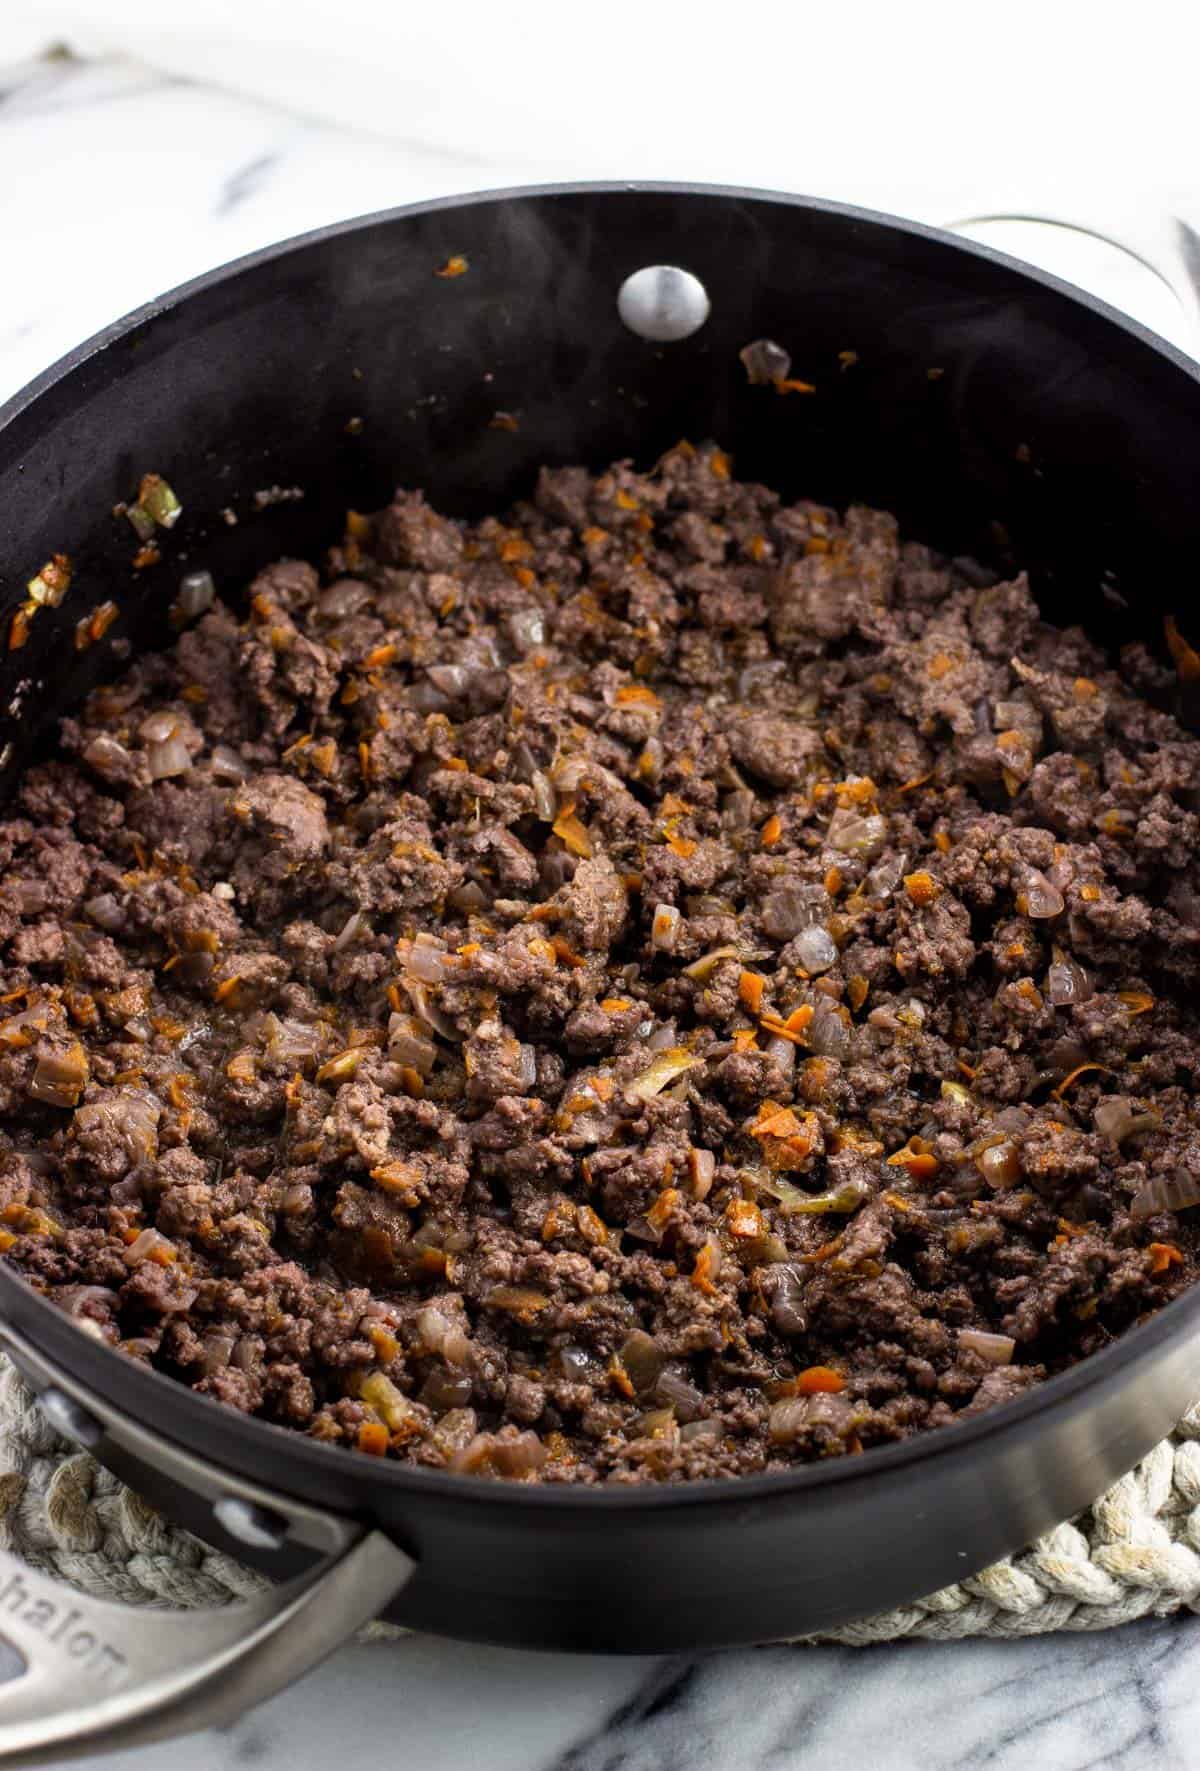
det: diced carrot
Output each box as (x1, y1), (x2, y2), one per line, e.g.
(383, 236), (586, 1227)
(1052, 1062), (1111, 1099)
(1148, 1242), (1184, 1275)
(738, 971), (765, 1015)
(1164, 615), (1200, 682)
(886, 1139), (939, 1179)
(761, 813), (783, 848)
(647, 1188), (682, 1231)
(691, 1241), (721, 1295)
(608, 1356), (635, 1398)
(903, 870), (941, 907)
(758, 1004), (814, 1046)
(666, 834), (698, 858)
(552, 801), (593, 858)
(357, 1422), (390, 1456)
(795, 1365), (845, 1395)
(725, 1198), (764, 1238)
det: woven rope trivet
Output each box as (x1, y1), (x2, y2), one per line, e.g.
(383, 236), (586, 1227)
(3, 1355), (1199, 1647)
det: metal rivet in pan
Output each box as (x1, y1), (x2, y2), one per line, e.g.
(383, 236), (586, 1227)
(617, 265), (711, 342)
(213, 1495), (290, 1552)
(38, 1387), (103, 1449)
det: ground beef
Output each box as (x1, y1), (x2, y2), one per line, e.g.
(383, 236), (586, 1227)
(4, 440), (1200, 1485)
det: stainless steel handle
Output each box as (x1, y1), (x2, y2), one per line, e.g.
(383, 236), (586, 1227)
(944, 205), (1200, 344)
(0, 1323), (416, 1765)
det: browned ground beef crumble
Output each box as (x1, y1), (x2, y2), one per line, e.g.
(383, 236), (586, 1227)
(2, 441), (1200, 1483)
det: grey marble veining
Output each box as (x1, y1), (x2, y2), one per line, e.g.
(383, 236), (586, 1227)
(0, 40), (1198, 1771)
(72, 1618), (1200, 1771)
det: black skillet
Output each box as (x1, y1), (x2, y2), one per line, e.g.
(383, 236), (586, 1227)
(0, 183), (1198, 1763)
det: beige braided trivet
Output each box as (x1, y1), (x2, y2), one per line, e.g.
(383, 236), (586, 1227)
(3, 1353), (1199, 1646)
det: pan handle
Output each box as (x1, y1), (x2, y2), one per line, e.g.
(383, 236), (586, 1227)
(0, 1322), (416, 1765)
(943, 207), (1200, 343)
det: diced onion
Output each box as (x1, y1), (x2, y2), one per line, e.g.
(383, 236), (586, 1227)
(84, 893), (124, 932)
(651, 903), (681, 952)
(769, 1397), (811, 1444)
(767, 1264), (807, 1335)
(625, 1047), (702, 1102)
(177, 570), (215, 620)
(688, 1147), (715, 1200)
(264, 1015), (326, 1065)
(505, 608), (546, 654)
(765, 1035), (797, 1075)
(211, 744), (249, 783)
(137, 475), (182, 529)
(828, 809), (888, 857)
(404, 937), (448, 984)
(82, 735), (131, 781)
(638, 737), (665, 782)
(654, 1367), (706, 1422)
(681, 1418), (721, 1443)
(739, 338), (792, 385)
(1094, 1096), (1162, 1148)
(1021, 868), (1065, 919)
(123, 1228), (176, 1266)
(976, 1138), (1022, 1188)
(865, 852), (908, 901)
(795, 925), (838, 974)
(427, 663), (469, 698)
(403, 979), (462, 1041)
(761, 884), (825, 942)
(140, 709), (181, 743)
(760, 1174), (869, 1214)
(620, 1331), (665, 1394)
(807, 1002), (851, 1058)
(146, 736), (192, 779)
(1046, 950), (1092, 1007)
(530, 769), (556, 822)
(202, 1329), (238, 1374)
(28, 1043), (89, 1108)
(448, 880), (487, 912)
(360, 1371), (416, 1432)
(1130, 1169), (1200, 1221)
(959, 1329), (1015, 1365)
(333, 908), (366, 952)
(682, 945), (738, 981)
(416, 1306), (451, 1353)
(387, 1013), (438, 1075)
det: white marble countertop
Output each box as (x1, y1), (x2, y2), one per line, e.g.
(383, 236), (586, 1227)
(0, 41), (1198, 1771)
